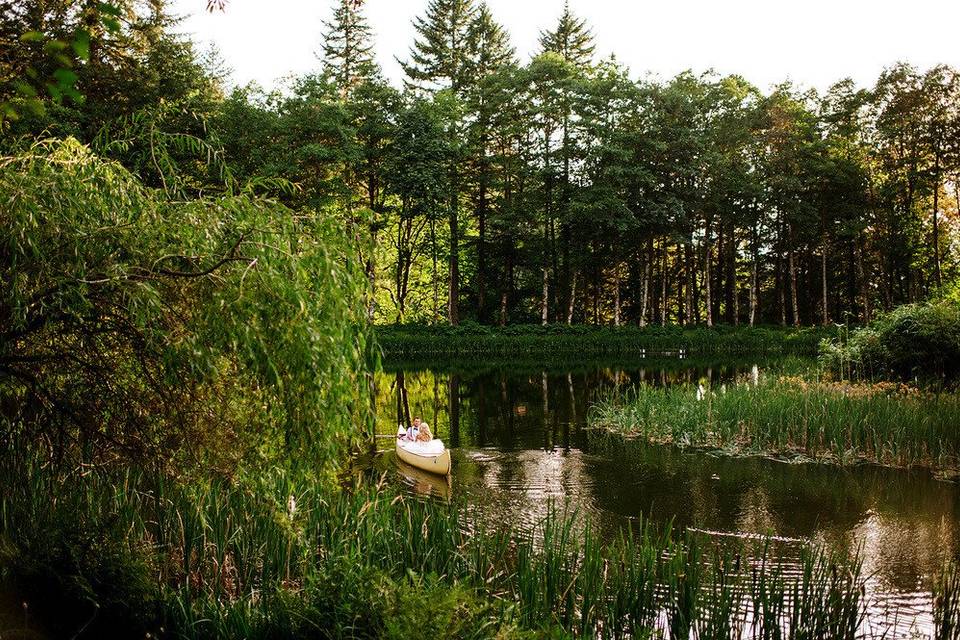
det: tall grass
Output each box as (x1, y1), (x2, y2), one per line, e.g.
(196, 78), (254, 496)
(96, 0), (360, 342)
(376, 323), (833, 360)
(1, 452), (937, 639)
(590, 376), (960, 475)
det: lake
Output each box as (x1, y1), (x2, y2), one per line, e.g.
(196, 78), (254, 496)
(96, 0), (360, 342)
(369, 357), (960, 638)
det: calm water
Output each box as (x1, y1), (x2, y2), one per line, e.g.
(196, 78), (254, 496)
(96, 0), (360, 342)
(370, 357), (960, 638)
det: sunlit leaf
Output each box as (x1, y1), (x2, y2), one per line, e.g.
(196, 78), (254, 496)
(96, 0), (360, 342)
(73, 29), (91, 61)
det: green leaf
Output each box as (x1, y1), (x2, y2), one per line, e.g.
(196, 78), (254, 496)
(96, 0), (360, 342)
(13, 81), (37, 98)
(43, 40), (68, 54)
(45, 82), (62, 102)
(53, 69), (79, 89)
(73, 29), (91, 61)
(19, 31), (44, 43)
(102, 16), (121, 33)
(97, 2), (122, 17)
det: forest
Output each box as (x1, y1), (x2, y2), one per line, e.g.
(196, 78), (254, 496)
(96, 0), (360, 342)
(5, 0), (959, 328)
(5, 1), (960, 638)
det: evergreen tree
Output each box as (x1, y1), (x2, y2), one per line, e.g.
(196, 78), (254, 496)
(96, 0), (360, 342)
(464, 2), (516, 320)
(535, 3), (595, 321)
(320, 0), (378, 98)
(538, 0), (595, 68)
(399, 0), (477, 94)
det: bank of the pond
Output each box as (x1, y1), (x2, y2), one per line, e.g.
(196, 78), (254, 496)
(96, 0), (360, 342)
(590, 376), (960, 478)
(6, 456), (956, 639)
(376, 323), (833, 359)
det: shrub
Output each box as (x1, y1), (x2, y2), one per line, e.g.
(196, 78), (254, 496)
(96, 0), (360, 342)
(821, 301), (960, 385)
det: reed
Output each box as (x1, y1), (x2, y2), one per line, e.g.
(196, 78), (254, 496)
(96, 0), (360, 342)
(590, 376), (960, 475)
(0, 455), (954, 638)
(936, 563), (960, 640)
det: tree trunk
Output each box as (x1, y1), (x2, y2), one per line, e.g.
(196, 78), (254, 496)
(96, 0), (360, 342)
(477, 167), (488, 321)
(541, 267), (549, 325)
(821, 227), (829, 326)
(932, 152), (942, 289)
(788, 224), (799, 326)
(431, 219), (439, 323)
(613, 263), (621, 327)
(566, 271), (577, 324)
(704, 218), (712, 327)
(640, 238), (651, 327)
(448, 190), (459, 325)
(660, 241), (668, 327)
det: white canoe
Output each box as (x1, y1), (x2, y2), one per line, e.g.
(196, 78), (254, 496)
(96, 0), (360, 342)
(395, 439), (451, 476)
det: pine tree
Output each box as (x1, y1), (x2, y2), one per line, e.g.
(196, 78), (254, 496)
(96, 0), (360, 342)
(464, 3), (515, 80)
(320, 0), (377, 98)
(399, 0), (477, 94)
(538, 0), (595, 68)
(536, 2), (595, 320)
(464, 3), (515, 321)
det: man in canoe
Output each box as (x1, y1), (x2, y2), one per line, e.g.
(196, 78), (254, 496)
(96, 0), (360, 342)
(399, 416), (431, 442)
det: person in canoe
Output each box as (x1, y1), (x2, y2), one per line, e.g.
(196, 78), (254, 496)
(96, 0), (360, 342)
(415, 420), (432, 442)
(399, 416), (430, 441)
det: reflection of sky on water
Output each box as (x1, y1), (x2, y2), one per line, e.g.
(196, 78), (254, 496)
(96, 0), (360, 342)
(373, 361), (960, 637)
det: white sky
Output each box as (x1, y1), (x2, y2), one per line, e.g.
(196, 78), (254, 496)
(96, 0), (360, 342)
(171, 0), (960, 94)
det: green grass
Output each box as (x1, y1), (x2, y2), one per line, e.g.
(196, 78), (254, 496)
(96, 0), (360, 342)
(0, 451), (935, 639)
(589, 376), (960, 475)
(376, 323), (834, 360)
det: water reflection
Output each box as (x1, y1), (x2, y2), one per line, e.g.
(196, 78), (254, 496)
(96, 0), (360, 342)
(373, 358), (960, 637)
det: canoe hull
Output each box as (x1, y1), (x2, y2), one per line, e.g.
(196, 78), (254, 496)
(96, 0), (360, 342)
(395, 440), (451, 476)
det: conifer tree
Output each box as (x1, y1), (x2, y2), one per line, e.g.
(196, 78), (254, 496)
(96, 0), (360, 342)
(465, 2), (516, 320)
(538, 0), (595, 68)
(399, 0), (477, 94)
(320, 0), (377, 98)
(537, 1), (595, 320)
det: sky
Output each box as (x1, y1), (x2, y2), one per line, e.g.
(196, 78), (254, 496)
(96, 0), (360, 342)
(170, 0), (960, 94)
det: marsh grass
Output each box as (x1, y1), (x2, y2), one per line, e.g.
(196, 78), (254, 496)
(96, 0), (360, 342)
(0, 454), (954, 638)
(590, 376), (960, 475)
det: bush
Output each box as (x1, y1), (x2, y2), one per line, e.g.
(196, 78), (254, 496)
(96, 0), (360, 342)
(821, 301), (960, 385)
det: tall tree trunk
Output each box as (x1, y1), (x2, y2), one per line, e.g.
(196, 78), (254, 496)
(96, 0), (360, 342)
(821, 225), (829, 326)
(448, 189), (459, 325)
(613, 263), (621, 327)
(704, 217), (712, 327)
(676, 243), (685, 325)
(932, 152), (942, 289)
(788, 224), (799, 326)
(750, 223), (759, 326)
(726, 222), (736, 325)
(477, 167), (488, 321)
(541, 267), (549, 325)
(640, 238), (652, 327)
(431, 219), (439, 323)
(566, 271), (577, 324)
(660, 241), (668, 327)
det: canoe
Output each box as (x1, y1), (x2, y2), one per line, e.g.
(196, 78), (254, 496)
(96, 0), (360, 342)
(395, 439), (451, 476)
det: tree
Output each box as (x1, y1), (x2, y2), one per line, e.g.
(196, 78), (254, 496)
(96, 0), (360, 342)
(0, 138), (371, 471)
(537, 3), (595, 320)
(538, 1), (595, 68)
(320, 0), (378, 99)
(385, 96), (452, 321)
(463, 2), (516, 321)
(400, 0), (479, 324)
(399, 0), (477, 94)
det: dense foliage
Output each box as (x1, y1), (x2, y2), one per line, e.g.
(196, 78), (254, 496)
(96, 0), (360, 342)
(0, 139), (371, 472)
(820, 300), (960, 385)
(377, 322), (832, 358)
(5, 0), (960, 329)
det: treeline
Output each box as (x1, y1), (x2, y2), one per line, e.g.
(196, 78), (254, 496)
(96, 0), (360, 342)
(5, 0), (960, 327)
